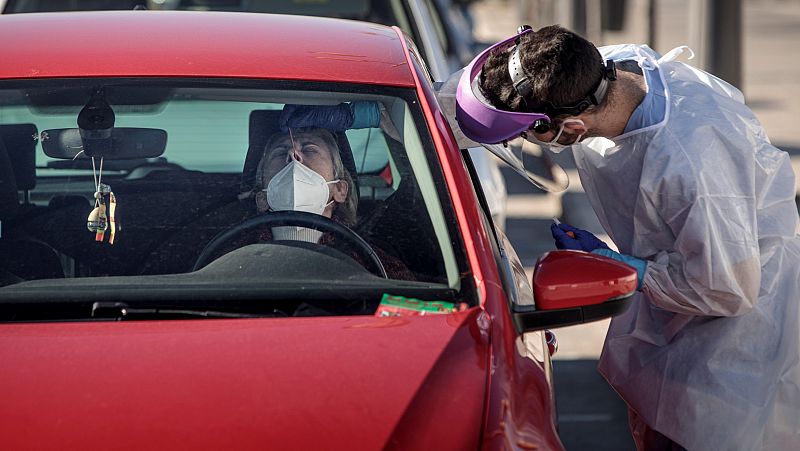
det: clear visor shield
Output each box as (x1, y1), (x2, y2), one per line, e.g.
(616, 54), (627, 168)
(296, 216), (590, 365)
(480, 137), (570, 192)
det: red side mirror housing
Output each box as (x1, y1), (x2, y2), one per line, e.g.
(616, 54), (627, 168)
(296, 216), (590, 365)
(512, 250), (637, 332)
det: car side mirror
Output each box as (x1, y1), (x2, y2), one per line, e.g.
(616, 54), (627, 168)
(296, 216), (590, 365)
(512, 250), (637, 332)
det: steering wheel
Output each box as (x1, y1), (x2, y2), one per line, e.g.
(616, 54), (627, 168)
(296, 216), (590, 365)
(193, 210), (387, 278)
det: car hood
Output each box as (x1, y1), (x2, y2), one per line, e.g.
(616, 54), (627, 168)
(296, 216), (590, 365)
(0, 309), (489, 450)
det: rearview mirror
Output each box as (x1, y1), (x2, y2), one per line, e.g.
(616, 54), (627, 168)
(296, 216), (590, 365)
(513, 250), (637, 332)
(41, 128), (167, 160)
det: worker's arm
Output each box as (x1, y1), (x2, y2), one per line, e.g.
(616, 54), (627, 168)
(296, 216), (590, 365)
(639, 155), (764, 317)
(279, 102), (381, 132)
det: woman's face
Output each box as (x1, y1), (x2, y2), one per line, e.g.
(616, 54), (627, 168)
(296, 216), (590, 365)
(263, 130), (336, 183)
(256, 129), (348, 214)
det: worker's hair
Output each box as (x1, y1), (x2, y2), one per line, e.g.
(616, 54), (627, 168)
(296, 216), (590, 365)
(480, 25), (606, 117)
(258, 127), (358, 226)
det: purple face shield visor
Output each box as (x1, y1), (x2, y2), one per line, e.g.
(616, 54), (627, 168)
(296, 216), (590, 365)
(450, 27), (569, 192)
(455, 28), (551, 144)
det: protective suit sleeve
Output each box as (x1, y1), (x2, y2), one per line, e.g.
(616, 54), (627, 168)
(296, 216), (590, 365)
(639, 136), (762, 316)
(378, 103), (402, 143)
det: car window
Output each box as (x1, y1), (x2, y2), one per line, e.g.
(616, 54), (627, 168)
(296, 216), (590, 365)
(0, 78), (464, 312)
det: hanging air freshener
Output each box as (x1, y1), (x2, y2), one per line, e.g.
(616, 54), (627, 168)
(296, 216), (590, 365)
(108, 191), (119, 244)
(86, 199), (107, 241)
(88, 183), (110, 241)
(85, 157), (117, 243)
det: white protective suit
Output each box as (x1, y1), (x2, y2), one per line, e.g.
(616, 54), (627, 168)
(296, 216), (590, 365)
(573, 44), (800, 450)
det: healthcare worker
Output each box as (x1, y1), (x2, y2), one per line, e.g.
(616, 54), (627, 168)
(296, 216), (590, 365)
(452, 24), (800, 451)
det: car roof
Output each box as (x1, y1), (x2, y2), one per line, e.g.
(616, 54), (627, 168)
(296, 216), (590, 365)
(0, 11), (415, 86)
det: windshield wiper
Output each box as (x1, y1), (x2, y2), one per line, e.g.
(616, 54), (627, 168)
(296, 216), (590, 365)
(91, 301), (287, 320)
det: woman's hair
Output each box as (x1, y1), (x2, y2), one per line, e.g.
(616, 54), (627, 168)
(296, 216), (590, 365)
(480, 25), (605, 116)
(258, 127), (358, 226)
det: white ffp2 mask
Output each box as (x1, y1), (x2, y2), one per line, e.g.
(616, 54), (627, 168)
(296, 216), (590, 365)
(265, 160), (340, 242)
(266, 160), (339, 215)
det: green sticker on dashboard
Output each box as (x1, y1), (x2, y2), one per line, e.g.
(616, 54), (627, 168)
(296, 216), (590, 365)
(376, 293), (456, 316)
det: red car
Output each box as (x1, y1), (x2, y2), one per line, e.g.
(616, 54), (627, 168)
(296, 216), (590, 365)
(0, 11), (636, 450)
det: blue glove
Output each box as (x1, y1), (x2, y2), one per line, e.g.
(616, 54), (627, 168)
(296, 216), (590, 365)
(592, 248), (647, 290)
(279, 101), (380, 132)
(550, 223), (610, 252)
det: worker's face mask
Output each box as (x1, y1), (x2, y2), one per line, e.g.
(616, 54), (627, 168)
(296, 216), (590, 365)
(266, 160), (339, 216)
(526, 118), (585, 153)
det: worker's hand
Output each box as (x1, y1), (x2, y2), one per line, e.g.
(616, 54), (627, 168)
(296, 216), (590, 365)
(279, 101), (380, 132)
(550, 223), (610, 252)
(592, 248), (648, 290)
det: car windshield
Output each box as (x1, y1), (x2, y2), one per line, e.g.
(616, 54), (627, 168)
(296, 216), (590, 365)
(0, 78), (466, 318)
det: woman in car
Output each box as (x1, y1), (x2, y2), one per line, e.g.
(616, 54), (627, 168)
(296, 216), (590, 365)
(253, 126), (414, 281)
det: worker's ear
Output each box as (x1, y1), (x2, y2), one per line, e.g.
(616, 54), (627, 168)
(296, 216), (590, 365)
(562, 119), (588, 136)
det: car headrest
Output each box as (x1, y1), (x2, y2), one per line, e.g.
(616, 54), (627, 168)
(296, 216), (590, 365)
(0, 124), (37, 191)
(0, 135), (19, 220)
(240, 110), (359, 196)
